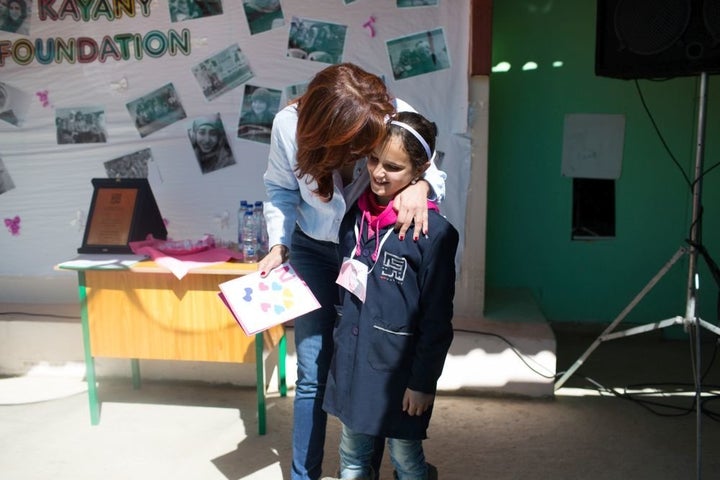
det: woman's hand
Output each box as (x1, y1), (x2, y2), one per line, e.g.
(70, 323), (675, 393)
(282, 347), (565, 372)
(257, 244), (288, 277)
(393, 180), (430, 240)
(402, 388), (434, 416)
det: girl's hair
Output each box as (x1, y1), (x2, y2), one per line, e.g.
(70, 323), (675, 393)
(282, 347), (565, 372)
(295, 63), (394, 201)
(387, 111), (437, 171)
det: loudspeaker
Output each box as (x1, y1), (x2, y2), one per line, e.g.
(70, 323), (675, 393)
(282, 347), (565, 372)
(595, 0), (720, 79)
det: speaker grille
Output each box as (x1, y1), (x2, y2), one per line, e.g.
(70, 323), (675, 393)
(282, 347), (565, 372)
(614, 0), (691, 55)
(596, 0), (720, 79)
(705, 0), (720, 41)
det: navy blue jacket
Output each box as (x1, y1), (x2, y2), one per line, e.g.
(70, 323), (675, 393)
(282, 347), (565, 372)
(322, 204), (458, 440)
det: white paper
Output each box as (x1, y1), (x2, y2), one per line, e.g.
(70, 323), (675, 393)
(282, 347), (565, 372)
(219, 263), (320, 335)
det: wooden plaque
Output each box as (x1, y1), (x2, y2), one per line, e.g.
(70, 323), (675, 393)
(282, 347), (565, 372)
(78, 178), (167, 253)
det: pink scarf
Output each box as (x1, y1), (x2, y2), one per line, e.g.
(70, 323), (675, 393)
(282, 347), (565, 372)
(355, 190), (438, 261)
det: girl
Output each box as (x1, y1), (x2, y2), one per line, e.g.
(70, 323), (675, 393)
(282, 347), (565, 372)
(259, 63), (446, 480)
(323, 111), (458, 480)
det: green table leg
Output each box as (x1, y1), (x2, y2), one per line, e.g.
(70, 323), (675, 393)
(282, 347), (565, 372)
(278, 333), (287, 397)
(255, 332), (266, 435)
(131, 359), (141, 389)
(77, 272), (100, 425)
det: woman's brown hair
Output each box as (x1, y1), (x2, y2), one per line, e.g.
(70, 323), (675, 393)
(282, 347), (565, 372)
(295, 63), (394, 201)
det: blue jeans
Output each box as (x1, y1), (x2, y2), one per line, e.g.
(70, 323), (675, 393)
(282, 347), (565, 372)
(289, 228), (341, 480)
(339, 425), (427, 480)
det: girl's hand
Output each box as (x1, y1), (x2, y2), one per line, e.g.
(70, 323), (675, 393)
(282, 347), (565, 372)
(257, 244), (288, 277)
(393, 180), (430, 241)
(402, 388), (434, 416)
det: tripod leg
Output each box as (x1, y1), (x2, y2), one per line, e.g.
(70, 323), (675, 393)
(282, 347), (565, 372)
(554, 247), (686, 391)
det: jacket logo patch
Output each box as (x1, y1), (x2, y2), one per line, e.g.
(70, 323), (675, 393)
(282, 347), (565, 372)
(380, 252), (407, 283)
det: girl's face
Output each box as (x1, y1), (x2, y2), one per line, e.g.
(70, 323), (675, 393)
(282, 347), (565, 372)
(8, 1), (21, 20)
(196, 125), (219, 153)
(367, 135), (418, 206)
(251, 99), (268, 115)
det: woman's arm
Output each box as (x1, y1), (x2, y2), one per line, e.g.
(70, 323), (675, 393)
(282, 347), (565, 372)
(393, 160), (446, 239)
(259, 107), (301, 277)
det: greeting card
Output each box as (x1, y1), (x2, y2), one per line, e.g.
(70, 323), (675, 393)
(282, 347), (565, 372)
(218, 263), (320, 336)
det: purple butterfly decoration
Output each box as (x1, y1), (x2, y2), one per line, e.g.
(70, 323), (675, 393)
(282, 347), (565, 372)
(4, 216), (20, 235)
(242, 287), (253, 302)
(363, 16), (376, 37)
(36, 90), (51, 108)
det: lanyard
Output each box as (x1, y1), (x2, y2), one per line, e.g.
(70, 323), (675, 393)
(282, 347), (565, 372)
(351, 222), (394, 273)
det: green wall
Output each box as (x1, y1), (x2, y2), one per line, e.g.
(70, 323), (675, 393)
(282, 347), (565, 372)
(487, 1), (720, 326)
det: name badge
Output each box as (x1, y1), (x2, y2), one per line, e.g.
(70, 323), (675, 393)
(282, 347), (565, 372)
(336, 257), (368, 302)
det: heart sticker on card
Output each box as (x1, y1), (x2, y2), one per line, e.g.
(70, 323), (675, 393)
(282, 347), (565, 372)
(260, 302), (271, 312)
(274, 304), (285, 314)
(259, 282), (269, 291)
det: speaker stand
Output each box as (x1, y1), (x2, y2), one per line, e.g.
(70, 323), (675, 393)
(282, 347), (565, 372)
(554, 72), (718, 480)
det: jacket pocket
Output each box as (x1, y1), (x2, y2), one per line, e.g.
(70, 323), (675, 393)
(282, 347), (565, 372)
(368, 324), (413, 372)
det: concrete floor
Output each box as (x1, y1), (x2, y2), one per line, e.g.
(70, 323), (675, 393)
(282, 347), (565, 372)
(2, 326), (720, 480)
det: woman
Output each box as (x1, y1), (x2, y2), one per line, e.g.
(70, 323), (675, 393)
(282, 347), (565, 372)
(259, 63), (446, 480)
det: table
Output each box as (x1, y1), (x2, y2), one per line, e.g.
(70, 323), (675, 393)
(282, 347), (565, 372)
(57, 257), (287, 435)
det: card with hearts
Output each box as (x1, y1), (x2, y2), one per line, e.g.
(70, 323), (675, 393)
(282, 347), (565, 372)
(218, 262), (320, 336)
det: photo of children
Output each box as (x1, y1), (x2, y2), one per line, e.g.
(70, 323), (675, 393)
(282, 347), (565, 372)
(104, 148), (153, 179)
(287, 16), (347, 64)
(169, 0), (223, 22)
(126, 83), (187, 138)
(387, 28), (451, 80)
(55, 107), (108, 144)
(242, 0), (284, 35)
(191, 44), (254, 101)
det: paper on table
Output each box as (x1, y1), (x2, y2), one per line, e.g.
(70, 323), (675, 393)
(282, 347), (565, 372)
(56, 254), (147, 270)
(218, 263), (320, 336)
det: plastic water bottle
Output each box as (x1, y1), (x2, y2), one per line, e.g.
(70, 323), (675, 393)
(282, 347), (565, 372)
(241, 209), (259, 263)
(237, 200), (248, 246)
(253, 201), (268, 256)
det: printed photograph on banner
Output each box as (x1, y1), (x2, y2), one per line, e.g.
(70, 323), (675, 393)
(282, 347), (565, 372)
(284, 82), (309, 102)
(0, 81), (30, 127)
(0, 0), (31, 35)
(0, 157), (15, 195)
(387, 28), (451, 80)
(188, 113), (236, 174)
(191, 44), (253, 101)
(104, 148), (153, 179)
(287, 16), (347, 64)
(397, 0), (439, 7)
(237, 85), (281, 144)
(55, 107), (108, 144)
(243, 0), (284, 35)
(169, 0), (223, 23)
(126, 83), (187, 138)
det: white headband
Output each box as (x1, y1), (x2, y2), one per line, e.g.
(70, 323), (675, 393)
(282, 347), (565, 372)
(390, 120), (432, 162)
